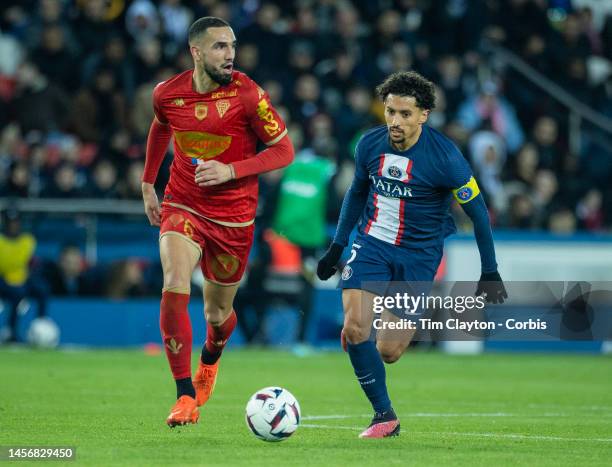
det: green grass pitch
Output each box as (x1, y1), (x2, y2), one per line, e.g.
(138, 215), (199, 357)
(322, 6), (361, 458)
(0, 348), (610, 466)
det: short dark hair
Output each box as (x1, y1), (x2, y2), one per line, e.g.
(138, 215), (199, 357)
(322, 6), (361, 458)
(188, 17), (231, 44)
(375, 71), (436, 110)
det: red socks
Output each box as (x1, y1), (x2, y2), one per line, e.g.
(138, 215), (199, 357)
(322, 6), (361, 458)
(201, 310), (237, 364)
(160, 291), (192, 380)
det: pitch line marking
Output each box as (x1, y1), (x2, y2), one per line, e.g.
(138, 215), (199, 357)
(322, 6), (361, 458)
(412, 431), (612, 443)
(302, 412), (587, 420)
(302, 424), (360, 431)
(301, 423), (612, 443)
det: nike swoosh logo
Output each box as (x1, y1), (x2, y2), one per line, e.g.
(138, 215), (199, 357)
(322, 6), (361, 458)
(357, 373), (372, 380)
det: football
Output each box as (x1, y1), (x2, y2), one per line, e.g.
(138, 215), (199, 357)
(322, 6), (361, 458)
(27, 317), (60, 349)
(245, 387), (301, 441)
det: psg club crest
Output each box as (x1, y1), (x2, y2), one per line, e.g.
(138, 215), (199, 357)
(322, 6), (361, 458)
(387, 165), (402, 179)
(341, 265), (353, 280)
(457, 187), (473, 201)
(195, 102), (208, 120)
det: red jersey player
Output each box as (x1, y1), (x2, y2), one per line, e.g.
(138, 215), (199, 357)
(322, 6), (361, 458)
(141, 17), (294, 427)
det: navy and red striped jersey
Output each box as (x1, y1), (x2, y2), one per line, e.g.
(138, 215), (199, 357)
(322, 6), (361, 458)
(354, 124), (479, 248)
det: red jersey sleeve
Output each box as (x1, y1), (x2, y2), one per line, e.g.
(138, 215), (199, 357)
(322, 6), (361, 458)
(152, 82), (169, 124)
(242, 80), (287, 146)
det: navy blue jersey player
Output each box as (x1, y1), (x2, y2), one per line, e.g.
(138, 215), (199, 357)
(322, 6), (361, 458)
(317, 71), (507, 439)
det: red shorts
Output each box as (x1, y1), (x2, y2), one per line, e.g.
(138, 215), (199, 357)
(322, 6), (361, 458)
(159, 205), (255, 285)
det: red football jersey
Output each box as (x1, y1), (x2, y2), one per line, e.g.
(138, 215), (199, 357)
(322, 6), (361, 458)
(153, 70), (287, 225)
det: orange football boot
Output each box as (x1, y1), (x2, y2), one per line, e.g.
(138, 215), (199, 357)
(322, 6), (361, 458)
(166, 395), (199, 428)
(193, 361), (219, 406)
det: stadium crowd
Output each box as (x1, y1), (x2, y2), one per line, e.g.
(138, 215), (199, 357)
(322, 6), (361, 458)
(0, 0), (611, 306)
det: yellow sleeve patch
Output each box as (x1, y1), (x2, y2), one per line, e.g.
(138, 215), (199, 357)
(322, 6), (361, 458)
(452, 176), (480, 204)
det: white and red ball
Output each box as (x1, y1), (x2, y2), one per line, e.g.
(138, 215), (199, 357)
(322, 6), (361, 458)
(245, 387), (301, 441)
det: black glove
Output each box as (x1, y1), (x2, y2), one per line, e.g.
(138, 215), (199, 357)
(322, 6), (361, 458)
(317, 243), (344, 280)
(476, 270), (508, 304)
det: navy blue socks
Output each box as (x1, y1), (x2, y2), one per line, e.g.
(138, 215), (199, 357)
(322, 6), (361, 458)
(347, 341), (392, 413)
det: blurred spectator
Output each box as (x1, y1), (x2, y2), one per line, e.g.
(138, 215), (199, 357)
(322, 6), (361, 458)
(10, 61), (70, 134)
(506, 193), (536, 229)
(88, 159), (119, 199)
(435, 54), (465, 116)
(456, 80), (525, 153)
(512, 143), (540, 186)
(24, 0), (76, 50)
(159, 0), (193, 52)
(30, 23), (79, 91)
(235, 42), (266, 83)
(45, 244), (94, 296)
(106, 259), (150, 299)
(0, 26), (24, 77)
(468, 124), (507, 212)
(531, 116), (561, 170)
(531, 169), (560, 227)
(72, 0), (121, 56)
(0, 209), (48, 343)
(132, 37), (165, 87)
(70, 67), (126, 143)
(290, 74), (323, 122)
(131, 82), (156, 139)
(548, 208), (577, 234)
(320, 47), (368, 102)
(576, 189), (604, 231)
(42, 162), (84, 198)
(119, 161), (146, 199)
(335, 85), (377, 159)
(81, 35), (135, 101)
(3, 162), (31, 198)
(126, 0), (160, 43)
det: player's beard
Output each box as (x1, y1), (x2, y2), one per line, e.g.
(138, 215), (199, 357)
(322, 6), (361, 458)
(389, 127), (405, 145)
(204, 62), (232, 86)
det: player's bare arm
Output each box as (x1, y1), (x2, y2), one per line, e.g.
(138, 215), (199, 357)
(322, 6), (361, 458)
(141, 182), (161, 226)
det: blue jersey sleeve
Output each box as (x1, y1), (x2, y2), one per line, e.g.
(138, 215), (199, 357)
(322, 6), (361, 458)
(444, 143), (498, 273)
(332, 138), (370, 247)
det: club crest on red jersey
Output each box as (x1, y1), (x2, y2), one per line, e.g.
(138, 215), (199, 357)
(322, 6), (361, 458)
(195, 102), (208, 120)
(216, 99), (230, 118)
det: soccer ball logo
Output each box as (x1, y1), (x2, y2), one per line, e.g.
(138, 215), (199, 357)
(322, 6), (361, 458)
(387, 165), (402, 178)
(245, 387), (301, 441)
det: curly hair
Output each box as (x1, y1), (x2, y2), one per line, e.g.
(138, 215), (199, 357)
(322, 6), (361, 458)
(188, 17), (231, 44)
(375, 71), (436, 111)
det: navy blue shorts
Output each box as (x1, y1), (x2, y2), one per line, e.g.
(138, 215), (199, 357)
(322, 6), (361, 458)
(338, 233), (443, 295)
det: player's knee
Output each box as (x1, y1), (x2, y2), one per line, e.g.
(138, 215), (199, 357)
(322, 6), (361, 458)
(343, 322), (369, 344)
(377, 344), (403, 364)
(163, 269), (190, 291)
(204, 303), (233, 327)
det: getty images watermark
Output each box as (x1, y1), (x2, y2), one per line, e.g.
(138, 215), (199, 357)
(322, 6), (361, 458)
(364, 281), (612, 341)
(372, 292), (546, 332)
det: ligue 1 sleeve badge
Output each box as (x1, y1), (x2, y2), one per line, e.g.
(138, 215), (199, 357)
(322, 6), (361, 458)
(457, 186), (473, 201)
